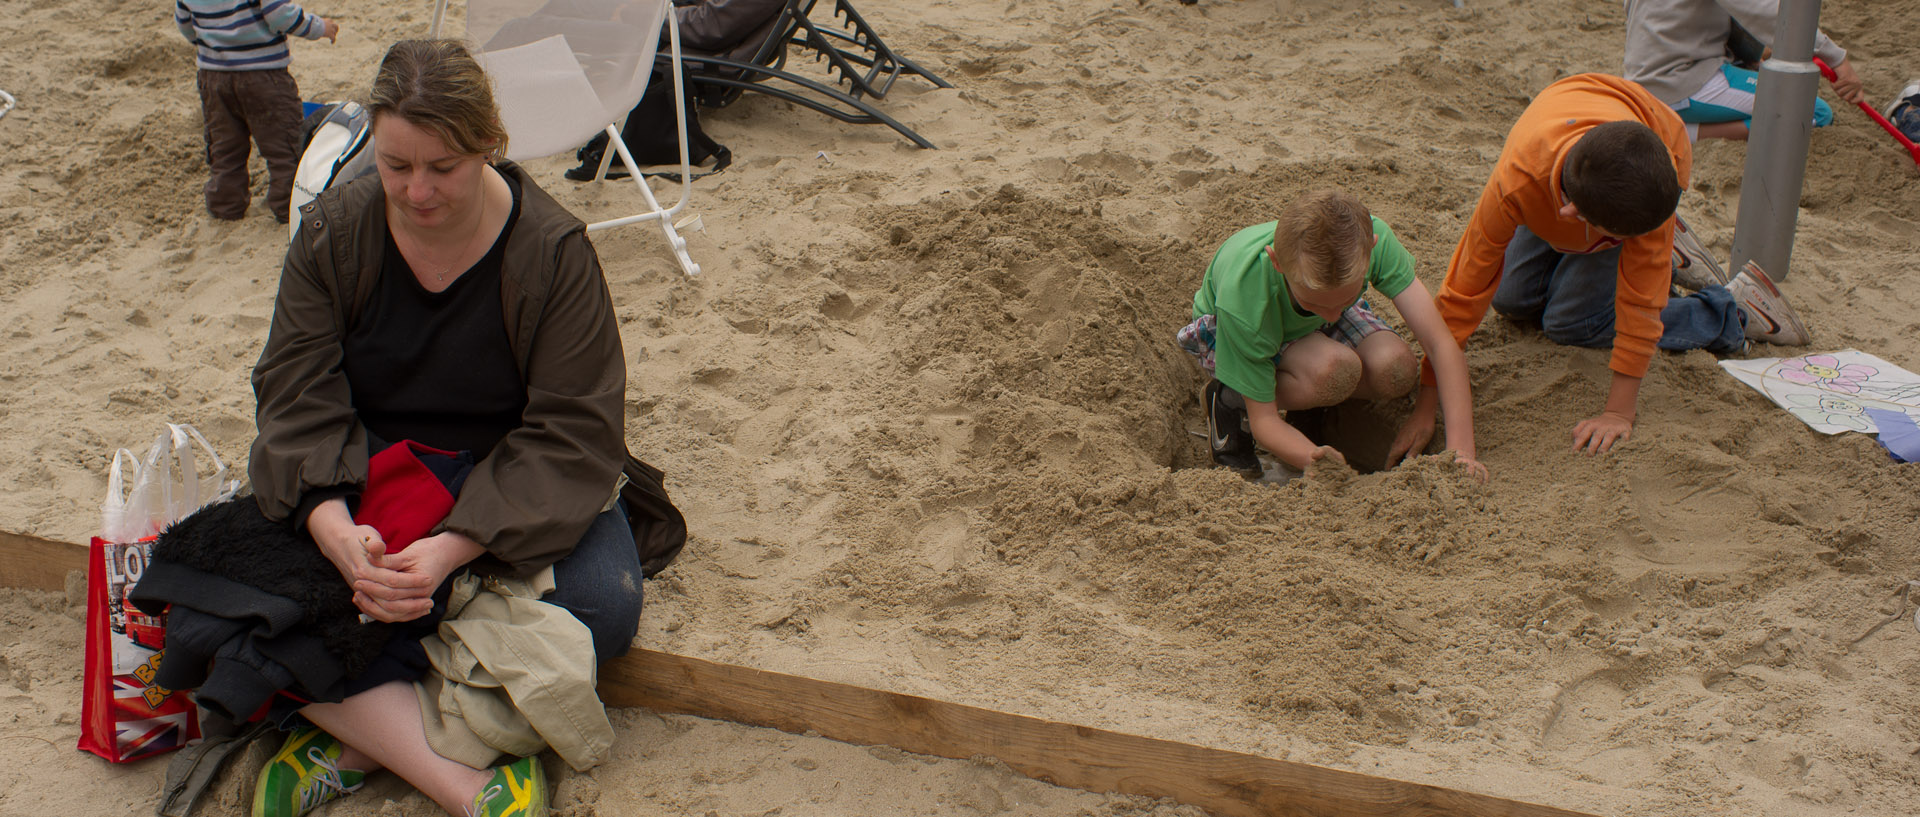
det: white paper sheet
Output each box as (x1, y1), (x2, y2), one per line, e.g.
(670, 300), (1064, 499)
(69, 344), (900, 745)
(1719, 350), (1920, 434)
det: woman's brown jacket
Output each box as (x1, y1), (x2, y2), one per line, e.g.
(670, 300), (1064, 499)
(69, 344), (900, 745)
(251, 161), (627, 576)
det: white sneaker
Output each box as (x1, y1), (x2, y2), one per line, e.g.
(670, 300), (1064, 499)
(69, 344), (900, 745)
(1726, 261), (1810, 346)
(1670, 215), (1730, 291)
(1883, 78), (1920, 120)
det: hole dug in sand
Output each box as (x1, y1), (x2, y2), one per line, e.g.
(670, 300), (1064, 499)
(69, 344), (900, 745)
(1285, 397), (1421, 475)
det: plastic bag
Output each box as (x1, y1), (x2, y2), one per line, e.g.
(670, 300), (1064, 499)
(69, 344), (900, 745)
(99, 423), (242, 544)
(80, 423), (242, 763)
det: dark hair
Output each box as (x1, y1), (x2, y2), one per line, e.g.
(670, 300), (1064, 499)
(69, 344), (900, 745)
(1560, 121), (1681, 237)
(366, 40), (509, 160)
(1272, 189), (1373, 289)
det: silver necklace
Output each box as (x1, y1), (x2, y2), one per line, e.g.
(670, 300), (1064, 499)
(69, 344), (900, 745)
(425, 193), (488, 284)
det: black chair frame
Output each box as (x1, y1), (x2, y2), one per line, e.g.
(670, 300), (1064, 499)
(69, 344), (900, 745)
(677, 0), (952, 149)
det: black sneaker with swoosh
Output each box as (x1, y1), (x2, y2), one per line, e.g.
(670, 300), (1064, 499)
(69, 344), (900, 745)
(1205, 380), (1261, 474)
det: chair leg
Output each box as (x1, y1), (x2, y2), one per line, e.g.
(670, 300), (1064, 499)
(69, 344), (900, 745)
(582, 17), (702, 277)
(587, 129), (702, 277)
(891, 52), (952, 90)
(682, 57), (939, 149)
(813, 0), (953, 95)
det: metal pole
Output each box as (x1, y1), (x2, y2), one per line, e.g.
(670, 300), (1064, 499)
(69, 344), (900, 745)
(1728, 0), (1822, 281)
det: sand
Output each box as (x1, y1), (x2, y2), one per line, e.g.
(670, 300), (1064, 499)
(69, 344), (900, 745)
(4, 0), (1920, 814)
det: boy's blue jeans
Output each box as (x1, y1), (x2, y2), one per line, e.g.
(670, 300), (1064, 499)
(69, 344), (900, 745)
(1491, 227), (1745, 353)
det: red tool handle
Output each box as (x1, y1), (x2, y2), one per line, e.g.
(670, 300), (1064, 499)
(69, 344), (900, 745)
(1814, 57), (1920, 164)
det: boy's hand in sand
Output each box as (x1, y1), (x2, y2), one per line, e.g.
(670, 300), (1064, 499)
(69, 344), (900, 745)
(1572, 411), (1633, 454)
(1453, 453), (1489, 483)
(321, 18), (340, 43)
(1301, 446), (1351, 483)
(1387, 407), (1435, 466)
(1389, 416), (1490, 483)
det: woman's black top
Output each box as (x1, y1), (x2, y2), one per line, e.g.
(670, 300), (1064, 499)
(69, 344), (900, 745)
(344, 174), (527, 459)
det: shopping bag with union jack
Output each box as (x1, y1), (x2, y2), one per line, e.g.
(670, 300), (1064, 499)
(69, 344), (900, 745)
(78, 424), (238, 762)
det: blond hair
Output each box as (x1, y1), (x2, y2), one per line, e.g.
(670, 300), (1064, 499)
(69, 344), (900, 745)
(1271, 189), (1373, 289)
(366, 39), (510, 160)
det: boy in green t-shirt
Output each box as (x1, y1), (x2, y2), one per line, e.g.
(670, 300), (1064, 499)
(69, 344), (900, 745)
(1176, 189), (1486, 481)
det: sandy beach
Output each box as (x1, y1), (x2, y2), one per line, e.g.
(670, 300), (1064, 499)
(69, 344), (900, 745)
(4, 0), (1920, 814)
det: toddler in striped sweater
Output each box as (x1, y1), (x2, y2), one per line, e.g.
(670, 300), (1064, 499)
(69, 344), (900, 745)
(174, 0), (339, 222)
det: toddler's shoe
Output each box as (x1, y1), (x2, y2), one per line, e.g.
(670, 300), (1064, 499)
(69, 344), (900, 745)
(1882, 79), (1920, 119)
(468, 755), (548, 817)
(1727, 261), (1810, 347)
(252, 726), (364, 817)
(1885, 79), (1920, 143)
(1204, 380), (1260, 475)
(1670, 215), (1729, 291)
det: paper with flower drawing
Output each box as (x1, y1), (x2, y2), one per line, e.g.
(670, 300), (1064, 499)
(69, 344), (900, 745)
(1719, 350), (1920, 434)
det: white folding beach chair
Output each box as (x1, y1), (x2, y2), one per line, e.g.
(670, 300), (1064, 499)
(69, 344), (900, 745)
(431, 0), (701, 276)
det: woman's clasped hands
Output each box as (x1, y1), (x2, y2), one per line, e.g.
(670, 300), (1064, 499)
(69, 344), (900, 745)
(310, 498), (486, 622)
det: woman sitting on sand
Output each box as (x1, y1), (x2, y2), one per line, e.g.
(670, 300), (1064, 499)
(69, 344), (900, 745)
(248, 39), (641, 817)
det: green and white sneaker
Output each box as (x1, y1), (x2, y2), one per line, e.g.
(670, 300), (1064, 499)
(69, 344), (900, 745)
(252, 727), (365, 817)
(467, 755), (548, 817)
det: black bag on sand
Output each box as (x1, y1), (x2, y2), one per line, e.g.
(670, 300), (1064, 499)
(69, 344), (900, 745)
(621, 454), (689, 578)
(568, 63), (731, 182)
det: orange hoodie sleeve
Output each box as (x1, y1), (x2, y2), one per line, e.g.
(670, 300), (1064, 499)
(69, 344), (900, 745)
(1420, 178), (1522, 386)
(1608, 221), (1673, 379)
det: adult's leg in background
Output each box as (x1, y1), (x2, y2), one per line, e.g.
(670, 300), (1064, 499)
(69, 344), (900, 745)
(1680, 64), (1834, 141)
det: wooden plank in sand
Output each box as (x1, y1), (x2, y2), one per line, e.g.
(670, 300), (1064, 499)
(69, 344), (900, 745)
(0, 530), (87, 593)
(601, 649), (1602, 817)
(0, 533), (1602, 817)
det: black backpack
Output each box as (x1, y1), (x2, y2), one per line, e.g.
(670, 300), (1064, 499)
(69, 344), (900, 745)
(568, 63), (731, 182)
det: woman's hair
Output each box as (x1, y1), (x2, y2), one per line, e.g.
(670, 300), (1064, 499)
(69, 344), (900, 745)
(1561, 121), (1680, 238)
(366, 39), (510, 160)
(1272, 189), (1373, 290)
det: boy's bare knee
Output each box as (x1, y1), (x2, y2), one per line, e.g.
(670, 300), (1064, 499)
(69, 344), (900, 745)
(1350, 333), (1418, 399)
(1315, 349), (1363, 405)
(1278, 337), (1363, 408)
(1371, 347), (1419, 397)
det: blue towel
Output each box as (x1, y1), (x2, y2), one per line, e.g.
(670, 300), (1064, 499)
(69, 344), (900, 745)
(1864, 408), (1920, 463)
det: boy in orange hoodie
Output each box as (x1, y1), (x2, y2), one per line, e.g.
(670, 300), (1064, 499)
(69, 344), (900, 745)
(1397, 74), (1806, 459)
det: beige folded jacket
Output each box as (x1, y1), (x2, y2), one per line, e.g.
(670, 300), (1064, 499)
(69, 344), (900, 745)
(413, 569), (614, 771)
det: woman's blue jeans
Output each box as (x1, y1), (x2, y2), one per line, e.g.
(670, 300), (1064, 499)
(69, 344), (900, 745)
(1490, 227), (1745, 354)
(544, 502), (643, 660)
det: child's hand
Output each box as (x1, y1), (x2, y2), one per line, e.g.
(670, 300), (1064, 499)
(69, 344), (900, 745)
(1830, 58), (1864, 105)
(322, 18), (340, 43)
(1308, 445), (1346, 467)
(1571, 411), (1633, 454)
(1387, 413), (1435, 466)
(1452, 453), (1489, 483)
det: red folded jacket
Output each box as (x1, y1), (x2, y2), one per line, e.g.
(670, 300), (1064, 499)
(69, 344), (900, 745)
(357, 441), (458, 554)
